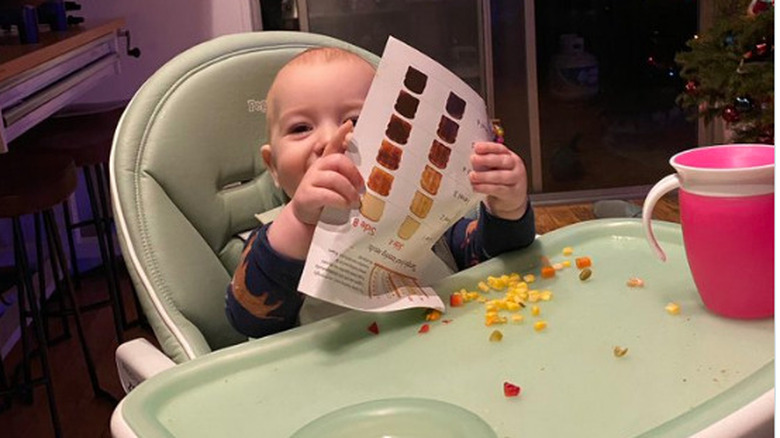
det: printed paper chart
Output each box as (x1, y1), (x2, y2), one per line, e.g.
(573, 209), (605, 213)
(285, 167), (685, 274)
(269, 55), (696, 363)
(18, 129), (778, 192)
(300, 37), (493, 313)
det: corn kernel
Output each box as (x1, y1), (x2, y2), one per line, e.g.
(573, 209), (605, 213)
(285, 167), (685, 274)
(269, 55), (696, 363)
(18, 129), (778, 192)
(523, 274), (535, 283)
(553, 263), (564, 271)
(533, 320), (547, 332)
(562, 260), (572, 268)
(425, 309), (442, 321)
(478, 281), (490, 292)
(563, 247), (574, 256)
(540, 290), (553, 301)
(528, 290), (540, 302)
(511, 314), (524, 323)
(505, 301), (521, 311)
(665, 302), (681, 315)
(531, 305), (541, 316)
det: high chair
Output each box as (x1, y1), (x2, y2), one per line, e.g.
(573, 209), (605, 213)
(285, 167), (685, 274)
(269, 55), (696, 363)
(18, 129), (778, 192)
(110, 31), (379, 392)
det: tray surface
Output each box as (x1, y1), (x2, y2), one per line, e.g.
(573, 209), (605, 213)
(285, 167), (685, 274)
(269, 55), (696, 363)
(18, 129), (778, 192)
(122, 219), (774, 437)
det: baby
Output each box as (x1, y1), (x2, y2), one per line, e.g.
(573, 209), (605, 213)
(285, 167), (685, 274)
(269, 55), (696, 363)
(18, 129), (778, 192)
(226, 46), (536, 338)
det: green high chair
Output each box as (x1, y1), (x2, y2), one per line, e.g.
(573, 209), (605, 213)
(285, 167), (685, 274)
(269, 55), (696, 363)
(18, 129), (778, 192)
(110, 31), (379, 391)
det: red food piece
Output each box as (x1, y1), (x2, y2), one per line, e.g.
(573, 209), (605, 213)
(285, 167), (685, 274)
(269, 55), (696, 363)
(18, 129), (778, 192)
(575, 256), (592, 269)
(418, 323), (430, 334)
(503, 381), (521, 397)
(540, 266), (556, 279)
(367, 322), (379, 335)
(450, 293), (464, 307)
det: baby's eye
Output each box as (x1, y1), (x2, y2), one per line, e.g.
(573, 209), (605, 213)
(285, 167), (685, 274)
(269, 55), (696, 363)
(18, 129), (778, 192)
(288, 124), (311, 135)
(347, 116), (359, 127)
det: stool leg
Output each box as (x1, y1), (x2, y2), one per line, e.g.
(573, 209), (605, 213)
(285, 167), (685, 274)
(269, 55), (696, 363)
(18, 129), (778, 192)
(12, 218), (33, 403)
(42, 209), (112, 402)
(35, 213), (70, 343)
(33, 213), (50, 341)
(12, 217), (62, 437)
(60, 200), (81, 289)
(83, 166), (124, 343)
(0, 352), (10, 411)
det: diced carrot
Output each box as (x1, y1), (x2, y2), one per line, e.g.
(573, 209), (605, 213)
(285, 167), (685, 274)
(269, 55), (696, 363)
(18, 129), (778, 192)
(450, 293), (464, 307)
(575, 256), (592, 269)
(541, 266), (556, 279)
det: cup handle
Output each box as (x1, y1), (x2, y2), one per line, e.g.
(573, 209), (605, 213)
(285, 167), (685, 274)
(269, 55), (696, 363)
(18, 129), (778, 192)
(642, 174), (680, 262)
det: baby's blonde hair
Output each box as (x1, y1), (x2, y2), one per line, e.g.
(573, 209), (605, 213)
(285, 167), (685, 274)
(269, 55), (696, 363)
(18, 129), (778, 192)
(265, 47), (374, 138)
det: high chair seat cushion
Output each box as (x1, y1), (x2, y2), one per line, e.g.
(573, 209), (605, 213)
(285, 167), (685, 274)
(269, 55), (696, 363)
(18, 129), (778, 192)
(111, 31), (378, 363)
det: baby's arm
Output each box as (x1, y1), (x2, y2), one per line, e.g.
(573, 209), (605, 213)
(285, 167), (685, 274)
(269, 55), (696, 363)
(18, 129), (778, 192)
(267, 122), (364, 260)
(225, 226), (305, 338)
(443, 141), (535, 269)
(444, 203), (535, 270)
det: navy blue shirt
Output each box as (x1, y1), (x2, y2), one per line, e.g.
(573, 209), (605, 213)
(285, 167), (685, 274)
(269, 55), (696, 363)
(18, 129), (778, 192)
(226, 202), (535, 338)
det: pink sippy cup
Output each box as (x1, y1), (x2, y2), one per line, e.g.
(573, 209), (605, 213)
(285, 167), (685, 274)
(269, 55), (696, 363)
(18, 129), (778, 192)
(642, 144), (774, 319)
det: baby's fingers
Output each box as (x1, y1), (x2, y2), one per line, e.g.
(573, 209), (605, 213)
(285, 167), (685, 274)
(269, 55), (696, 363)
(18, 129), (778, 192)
(323, 121), (355, 156)
(469, 169), (518, 186)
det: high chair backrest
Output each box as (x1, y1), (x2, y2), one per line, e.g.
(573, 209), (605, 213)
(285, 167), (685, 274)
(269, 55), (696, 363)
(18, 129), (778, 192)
(110, 32), (379, 363)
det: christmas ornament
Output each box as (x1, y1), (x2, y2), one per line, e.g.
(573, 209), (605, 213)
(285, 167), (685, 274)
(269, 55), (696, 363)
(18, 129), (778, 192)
(684, 80), (699, 95)
(735, 96), (754, 113)
(721, 105), (740, 123)
(723, 33), (736, 46)
(747, 0), (773, 16)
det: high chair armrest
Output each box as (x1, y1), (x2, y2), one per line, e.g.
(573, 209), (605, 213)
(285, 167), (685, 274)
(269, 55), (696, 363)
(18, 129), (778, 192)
(116, 338), (176, 394)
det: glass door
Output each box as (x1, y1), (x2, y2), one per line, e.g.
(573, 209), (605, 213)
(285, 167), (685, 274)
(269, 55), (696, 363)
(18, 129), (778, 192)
(532, 0), (699, 194)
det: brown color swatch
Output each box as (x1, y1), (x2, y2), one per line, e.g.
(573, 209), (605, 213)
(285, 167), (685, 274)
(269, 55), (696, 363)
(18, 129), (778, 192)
(367, 166), (394, 197)
(437, 115), (459, 144)
(386, 114), (412, 145)
(404, 66), (427, 94)
(420, 164), (442, 195)
(428, 139), (451, 170)
(394, 89), (420, 119)
(376, 139), (403, 170)
(445, 92), (466, 120)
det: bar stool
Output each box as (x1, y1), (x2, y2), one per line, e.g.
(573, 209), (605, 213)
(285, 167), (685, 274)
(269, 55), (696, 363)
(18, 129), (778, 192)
(0, 151), (107, 437)
(15, 105), (139, 344)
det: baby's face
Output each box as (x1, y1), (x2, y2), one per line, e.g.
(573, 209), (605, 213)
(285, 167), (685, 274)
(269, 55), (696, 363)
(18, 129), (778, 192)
(263, 58), (374, 197)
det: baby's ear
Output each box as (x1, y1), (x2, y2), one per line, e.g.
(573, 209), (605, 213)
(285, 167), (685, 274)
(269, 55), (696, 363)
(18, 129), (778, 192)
(260, 144), (280, 188)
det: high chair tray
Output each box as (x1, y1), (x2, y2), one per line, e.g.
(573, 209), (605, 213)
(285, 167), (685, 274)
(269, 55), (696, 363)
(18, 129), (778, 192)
(114, 219), (774, 437)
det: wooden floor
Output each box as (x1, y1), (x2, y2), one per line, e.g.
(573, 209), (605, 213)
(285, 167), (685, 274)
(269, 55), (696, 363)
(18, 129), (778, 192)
(0, 198), (680, 437)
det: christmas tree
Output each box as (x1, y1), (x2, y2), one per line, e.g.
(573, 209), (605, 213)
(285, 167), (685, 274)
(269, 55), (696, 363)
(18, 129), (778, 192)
(675, 0), (774, 144)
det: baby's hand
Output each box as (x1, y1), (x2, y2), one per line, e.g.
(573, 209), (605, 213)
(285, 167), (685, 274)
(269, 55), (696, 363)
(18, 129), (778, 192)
(290, 121), (364, 225)
(469, 142), (528, 220)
